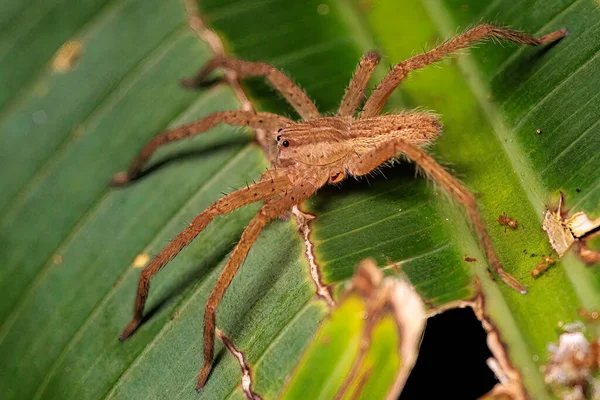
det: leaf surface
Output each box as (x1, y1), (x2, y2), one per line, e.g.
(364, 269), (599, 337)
(0, 0), (598, 399)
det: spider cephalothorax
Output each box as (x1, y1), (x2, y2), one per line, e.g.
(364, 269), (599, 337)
(274, 114), (441, 171)
(114, 24), (567, 391)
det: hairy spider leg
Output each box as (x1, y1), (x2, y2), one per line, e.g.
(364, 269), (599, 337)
(196, 180), (321, 390)
(119, 172), (293, 342)
(181, 57), (320, 121)
(361, 24), (568, 117)
(111, 111), (292, 185)
(337, 51), (381, 117)
(346, 137), (527, 294)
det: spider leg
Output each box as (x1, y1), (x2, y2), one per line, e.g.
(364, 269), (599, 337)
(112, 110), (292, 185)
(181, 57), (320, 121)
(119, 171), (292, 341)
(337, 51), (380, 117)
(361, 24), (567, 117)
(196, 181), (319, 391)
(346, 138), (527, 294)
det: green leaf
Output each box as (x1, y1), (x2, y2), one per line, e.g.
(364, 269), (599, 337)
(0, 0), (598, 399)
(281, 260), (426, 400)
(280, 296), (402, 400)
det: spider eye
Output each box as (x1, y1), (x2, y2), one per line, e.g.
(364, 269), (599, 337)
(282, 140), (289, 147)
(277, 128), (283, 133)
(276, 135), (281, 141)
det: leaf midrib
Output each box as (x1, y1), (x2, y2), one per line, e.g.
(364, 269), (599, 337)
(421, 0), (600, 309)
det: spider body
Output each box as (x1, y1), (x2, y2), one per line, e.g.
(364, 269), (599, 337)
(114, 24), (567, 391)
(275, 114), (441, 178)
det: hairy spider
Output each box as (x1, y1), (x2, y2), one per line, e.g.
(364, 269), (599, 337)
(115, 24), (566, 390)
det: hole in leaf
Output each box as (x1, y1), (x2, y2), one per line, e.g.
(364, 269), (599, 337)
(400, 308), (498, 399)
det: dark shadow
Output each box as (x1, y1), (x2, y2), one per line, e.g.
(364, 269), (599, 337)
(400, 308), (498, 399)
(308, 162), (423, 213)
(141, 244), (237, 325)
(308, 159), (470, 215)
(183, 72), (299, 118)
(141, 218), (298, 339)
(221, 225), (302, 338)
(113, 136), (251, 186)
(492, 36), (566, 94)
(141, 219), (301, 383)
(179, 76), (224, 89)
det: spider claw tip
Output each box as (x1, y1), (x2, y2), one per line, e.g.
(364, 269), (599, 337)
(110, 172), (130, 187)
(180, 77), (205, 88)
(119, 319), (141, 341)
(119, 327), (135, 341)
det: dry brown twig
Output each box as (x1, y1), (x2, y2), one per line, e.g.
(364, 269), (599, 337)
(114, 24), (567, 391)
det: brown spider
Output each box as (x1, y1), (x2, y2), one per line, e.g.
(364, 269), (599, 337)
(115, 24), (567, 390)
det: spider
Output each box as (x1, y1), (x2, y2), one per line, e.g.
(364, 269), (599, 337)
(115, 24), (566, 391)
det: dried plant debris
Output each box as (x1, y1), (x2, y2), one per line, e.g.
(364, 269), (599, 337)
(580, 309), (600, 322)
(336, 258), (426, 400)
(292, 206), (335, 308)
(543, 326), (600, 400)
(481, 357), (525, 399)
(531, 256), (556, 278)
(429, 281), (527, 400)
(543, 193), (600, 264)
(577, 233), (600, 265)
(216, 329), (263, 400)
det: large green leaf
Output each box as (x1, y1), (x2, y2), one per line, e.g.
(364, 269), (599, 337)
(0, 0), (598, 399)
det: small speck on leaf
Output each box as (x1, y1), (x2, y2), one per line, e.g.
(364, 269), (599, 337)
(317, 4), (330, 15)
(132, 253), (150, 268)
(52, 41), (83, 73)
